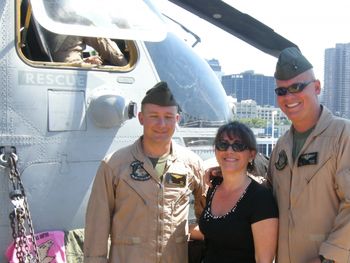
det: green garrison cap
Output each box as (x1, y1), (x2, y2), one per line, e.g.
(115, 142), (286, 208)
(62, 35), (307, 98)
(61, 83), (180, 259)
(141, 81), (178, 107)
(274, 47), (313, 80)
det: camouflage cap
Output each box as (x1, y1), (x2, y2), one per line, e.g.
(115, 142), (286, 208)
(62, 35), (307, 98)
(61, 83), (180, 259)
(274, 47), (313, 80)
(141, 81), (178, 107)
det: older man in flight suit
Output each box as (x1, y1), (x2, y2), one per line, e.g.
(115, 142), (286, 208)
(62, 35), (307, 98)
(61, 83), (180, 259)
(268, 47), (350, 263)
(84, 81), (206, 263)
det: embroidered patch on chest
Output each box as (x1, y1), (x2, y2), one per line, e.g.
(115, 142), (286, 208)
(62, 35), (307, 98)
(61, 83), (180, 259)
(298, 152), (318, 167)
(165, 173), (186, 187)
(130, 160), (151, 181)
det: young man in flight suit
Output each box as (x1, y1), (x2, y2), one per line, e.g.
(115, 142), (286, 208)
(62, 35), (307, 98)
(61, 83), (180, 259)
(268, 47), (350, 263)
(84, 81), (206, 263)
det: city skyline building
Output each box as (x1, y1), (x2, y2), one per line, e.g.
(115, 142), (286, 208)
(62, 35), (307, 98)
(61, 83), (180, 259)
(323, 43), (350, 119)
(206, 43), (350, 120)
(206, 58), (224, 81)
(221, 71), (277, 107)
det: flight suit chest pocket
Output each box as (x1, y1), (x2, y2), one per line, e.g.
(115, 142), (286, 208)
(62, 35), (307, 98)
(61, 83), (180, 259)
(300, 145), (334, 183)
(297, 152), (318, 167)
(121, 176), (158, 205)
(164, 172), (187, 188)
(163, 171), (190, 208)
(165, 162), (193, 188)
(163, 166), (192, 206)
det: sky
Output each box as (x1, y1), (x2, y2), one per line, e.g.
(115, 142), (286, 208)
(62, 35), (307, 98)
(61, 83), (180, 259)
(156, 0), (350, 85)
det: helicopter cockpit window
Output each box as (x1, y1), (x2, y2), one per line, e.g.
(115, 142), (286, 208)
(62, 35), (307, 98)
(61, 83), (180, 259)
(145, 31), (233, 128)
(17, 0), (167, 69)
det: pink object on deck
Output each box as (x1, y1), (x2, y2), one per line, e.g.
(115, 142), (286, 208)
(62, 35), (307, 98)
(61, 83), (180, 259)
(6, 230), (66, 263)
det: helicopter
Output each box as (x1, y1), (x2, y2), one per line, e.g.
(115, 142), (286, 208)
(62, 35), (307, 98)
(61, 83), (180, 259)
(0, 0), (296, 261)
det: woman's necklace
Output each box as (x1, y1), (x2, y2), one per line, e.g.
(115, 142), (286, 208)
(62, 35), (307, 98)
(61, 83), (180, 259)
(203, 178), (252, 220)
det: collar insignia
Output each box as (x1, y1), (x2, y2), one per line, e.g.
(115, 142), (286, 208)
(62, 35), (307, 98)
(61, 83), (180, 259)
(130, 160), (151, 181)
(275, 150), (288, 171)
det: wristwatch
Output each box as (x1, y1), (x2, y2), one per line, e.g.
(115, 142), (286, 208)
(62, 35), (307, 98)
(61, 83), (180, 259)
(319, 255), (335, 263)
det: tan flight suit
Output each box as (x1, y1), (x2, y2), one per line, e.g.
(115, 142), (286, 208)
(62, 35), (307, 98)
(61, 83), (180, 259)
(47, 34), (127, 66)
(84, 137), (206, 263)
(268, 106), (350, 262)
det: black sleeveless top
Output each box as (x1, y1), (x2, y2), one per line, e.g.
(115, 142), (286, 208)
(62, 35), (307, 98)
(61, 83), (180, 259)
(198, 179), (278, 263)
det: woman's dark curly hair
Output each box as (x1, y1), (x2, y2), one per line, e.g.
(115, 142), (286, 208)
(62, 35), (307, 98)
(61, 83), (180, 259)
(214, 121), (257, 173)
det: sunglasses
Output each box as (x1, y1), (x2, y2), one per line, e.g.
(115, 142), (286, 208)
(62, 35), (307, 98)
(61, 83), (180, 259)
(215, 141), (248, 152)
(274, 80), (315, 96)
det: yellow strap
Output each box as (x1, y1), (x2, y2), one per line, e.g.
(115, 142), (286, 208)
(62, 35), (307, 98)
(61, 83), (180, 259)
(24, 2), (32, 29)
(21, 1), (32, 45)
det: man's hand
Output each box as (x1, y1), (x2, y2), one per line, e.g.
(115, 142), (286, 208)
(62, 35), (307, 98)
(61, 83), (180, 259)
(84, 55), (103, 65)
(204, 166), (221, 187)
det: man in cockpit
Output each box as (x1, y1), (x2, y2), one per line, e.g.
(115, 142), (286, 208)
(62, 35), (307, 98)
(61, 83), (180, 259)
(47, 34), (128, 66)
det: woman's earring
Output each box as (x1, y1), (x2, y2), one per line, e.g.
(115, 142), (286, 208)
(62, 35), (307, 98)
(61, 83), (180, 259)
(247, 159), (254, 173)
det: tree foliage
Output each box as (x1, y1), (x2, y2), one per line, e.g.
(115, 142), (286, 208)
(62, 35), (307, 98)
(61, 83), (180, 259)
(238, 118), (267, 128)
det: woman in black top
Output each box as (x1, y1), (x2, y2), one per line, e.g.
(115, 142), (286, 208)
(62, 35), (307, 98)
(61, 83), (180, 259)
(195, 121), (278, 263)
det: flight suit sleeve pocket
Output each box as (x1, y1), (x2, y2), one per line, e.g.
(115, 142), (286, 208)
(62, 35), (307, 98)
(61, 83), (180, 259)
(337, 168), (350, 201)
(121, 177), (151, 205)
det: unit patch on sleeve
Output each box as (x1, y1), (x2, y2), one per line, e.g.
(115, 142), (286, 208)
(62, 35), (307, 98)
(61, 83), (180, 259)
(275, 149), (288, 171)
